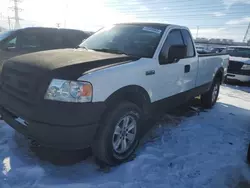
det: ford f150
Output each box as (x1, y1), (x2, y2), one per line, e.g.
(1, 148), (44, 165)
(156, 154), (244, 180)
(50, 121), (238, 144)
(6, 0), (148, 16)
(0, 23), (229, 165)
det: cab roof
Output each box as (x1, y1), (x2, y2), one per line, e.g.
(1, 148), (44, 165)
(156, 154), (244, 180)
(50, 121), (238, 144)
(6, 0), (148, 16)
(17, 27), (83, 32)
(115, 22), (170, 27)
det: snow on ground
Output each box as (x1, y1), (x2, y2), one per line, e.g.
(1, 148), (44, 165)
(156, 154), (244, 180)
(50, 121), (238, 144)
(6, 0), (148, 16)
(0, 85), (250, 188)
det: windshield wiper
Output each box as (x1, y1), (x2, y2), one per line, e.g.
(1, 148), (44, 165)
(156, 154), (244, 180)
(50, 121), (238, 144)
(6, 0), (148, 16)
(91, 48), (128, 55)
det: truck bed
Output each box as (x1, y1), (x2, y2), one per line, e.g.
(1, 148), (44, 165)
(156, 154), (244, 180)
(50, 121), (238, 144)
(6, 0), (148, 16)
(196, 53), (229, 87)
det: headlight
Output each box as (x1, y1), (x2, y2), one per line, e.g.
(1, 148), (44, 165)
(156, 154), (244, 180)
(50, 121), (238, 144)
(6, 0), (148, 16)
(44, 79), (92, 103)
(241, 64), (250, 70)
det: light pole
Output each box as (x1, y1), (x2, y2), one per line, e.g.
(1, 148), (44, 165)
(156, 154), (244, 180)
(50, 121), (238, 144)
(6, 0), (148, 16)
(196, 26), (199, 39)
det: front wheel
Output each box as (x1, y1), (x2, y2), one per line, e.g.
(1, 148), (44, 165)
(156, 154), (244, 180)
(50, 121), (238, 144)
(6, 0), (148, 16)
(92, 101), (142, 166)
(201, 77), (220, 108)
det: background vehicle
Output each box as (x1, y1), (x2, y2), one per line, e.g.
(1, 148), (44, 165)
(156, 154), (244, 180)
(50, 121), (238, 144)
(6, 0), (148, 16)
(0, 27), (91, 69)
(224, 46), (250, 83)
(195, 46), (211, 54)
(211, 47), (226, 53)
(0, 22), (228, 166)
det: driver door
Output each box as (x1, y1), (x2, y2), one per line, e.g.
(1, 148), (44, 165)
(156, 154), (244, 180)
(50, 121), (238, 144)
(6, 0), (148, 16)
(155, 29), (187, 100)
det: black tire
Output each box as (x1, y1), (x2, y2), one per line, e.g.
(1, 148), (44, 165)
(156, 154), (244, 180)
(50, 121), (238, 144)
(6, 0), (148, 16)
(201, 77), (220, 108)
(247, 143), (250, 164)
(92, 101), (142, 166)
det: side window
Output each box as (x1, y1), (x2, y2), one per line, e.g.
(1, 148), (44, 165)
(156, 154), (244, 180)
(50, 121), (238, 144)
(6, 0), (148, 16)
(159, 29), (184, 64)
(51, 35), (63, 48)
(5, 36), (17, 49)
(41, 33), (63, 49)
(19, 33), (41, 49)
(2, 32), (41, 50)
(181, 29), (195, 57)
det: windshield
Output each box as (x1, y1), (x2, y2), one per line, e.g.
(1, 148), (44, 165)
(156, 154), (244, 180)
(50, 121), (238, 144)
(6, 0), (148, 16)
(79, 24), (166, 58)
(226, 47), (250, 58)
(0, 31), (13, 41)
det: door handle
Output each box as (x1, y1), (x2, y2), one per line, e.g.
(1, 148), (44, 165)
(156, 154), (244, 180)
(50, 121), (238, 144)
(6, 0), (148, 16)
(184, 65), (190, 73)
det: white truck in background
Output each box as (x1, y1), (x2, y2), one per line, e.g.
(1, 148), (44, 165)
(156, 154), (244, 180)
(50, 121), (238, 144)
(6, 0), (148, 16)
(0, 22), (229, 166)
(224, 46), (250, 82)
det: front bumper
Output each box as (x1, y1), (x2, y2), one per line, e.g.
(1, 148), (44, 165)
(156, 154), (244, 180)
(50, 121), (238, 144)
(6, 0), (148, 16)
(226, 73), (250, 82)
(0, 107), (100, 150)
(0, 91), (106, 150)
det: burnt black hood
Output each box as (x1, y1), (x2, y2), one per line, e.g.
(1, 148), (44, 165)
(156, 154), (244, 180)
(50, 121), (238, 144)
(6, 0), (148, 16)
(4, 48), (139, 80)
(0, 48), (139, 106)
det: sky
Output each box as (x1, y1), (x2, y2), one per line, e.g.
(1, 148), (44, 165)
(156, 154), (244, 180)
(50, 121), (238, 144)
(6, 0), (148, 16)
(0, 0), (250, 41)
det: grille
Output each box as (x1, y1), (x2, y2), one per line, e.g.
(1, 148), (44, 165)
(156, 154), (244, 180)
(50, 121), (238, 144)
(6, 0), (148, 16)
(1, 65), (39, 104)
(227, 61), (244, 73)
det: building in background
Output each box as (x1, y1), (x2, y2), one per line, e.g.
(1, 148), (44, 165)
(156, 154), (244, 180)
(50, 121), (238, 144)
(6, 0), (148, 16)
(195, 37), (249, 50)
(195, 38), (209, 43)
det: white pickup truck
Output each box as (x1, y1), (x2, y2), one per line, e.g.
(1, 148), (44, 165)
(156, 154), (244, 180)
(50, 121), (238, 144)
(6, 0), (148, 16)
(0, 22), (229, 165)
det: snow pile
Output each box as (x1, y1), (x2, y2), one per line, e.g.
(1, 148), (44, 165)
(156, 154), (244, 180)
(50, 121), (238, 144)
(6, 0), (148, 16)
(0, 85), (250, 188)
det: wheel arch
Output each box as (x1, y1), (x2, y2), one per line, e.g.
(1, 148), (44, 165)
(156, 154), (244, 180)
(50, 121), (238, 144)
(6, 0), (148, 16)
(214, 67), (224, 84)
(104, 85), (152, 116)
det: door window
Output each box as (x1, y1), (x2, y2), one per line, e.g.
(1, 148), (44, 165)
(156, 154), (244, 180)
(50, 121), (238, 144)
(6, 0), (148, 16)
(20, 34), (41, 49)
(5, 36), (17, 49)
(181, 29), (195, 57)
(3, 32), (41, 50)
(40, 32), (63, 49)
(159, 29), (185, 64)
(50, 35), (63, 48)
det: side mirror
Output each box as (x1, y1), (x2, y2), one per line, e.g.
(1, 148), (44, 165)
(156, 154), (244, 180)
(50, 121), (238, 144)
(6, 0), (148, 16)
(167, 45), (187, 63)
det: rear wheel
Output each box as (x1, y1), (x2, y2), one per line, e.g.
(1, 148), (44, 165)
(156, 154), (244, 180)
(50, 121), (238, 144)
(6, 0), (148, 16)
(201, 77), (220, 108)
(92, 101), (142, 166)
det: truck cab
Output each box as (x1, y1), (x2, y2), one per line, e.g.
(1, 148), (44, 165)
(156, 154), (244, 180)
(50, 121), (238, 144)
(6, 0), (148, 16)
(0, 22), (228, 166)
